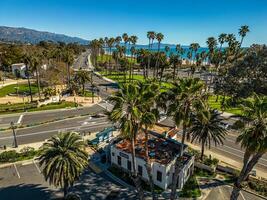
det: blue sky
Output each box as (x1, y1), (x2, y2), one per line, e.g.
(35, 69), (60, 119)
(1, 0), (267, 46)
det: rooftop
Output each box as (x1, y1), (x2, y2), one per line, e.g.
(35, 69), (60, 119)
(115, 130), (189, 165)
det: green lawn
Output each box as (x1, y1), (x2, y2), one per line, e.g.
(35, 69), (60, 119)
(0, 101), (77, 115)
(208, 95), (243, 115)
(179, 175), (201, 198)
(0, 83), (38, 97)
(97, 54), (136, 64)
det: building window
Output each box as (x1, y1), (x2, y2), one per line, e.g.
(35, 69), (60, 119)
(127, 160), (131, 171)
(117, 156), (121, 166)
(138, 165), (143, 176)
(112, 152), (115, 156)
(157, 171), (162, 182)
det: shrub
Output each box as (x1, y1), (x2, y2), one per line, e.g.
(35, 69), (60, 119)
(232, 120), (245, 130)
(0, 150), (19, 163)
(203, 157), (219, 166)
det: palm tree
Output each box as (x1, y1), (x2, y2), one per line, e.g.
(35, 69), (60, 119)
(218, 33), (227, 50)
(230, 94), (267, 200)
(107, 38), (115, 74)
(108, 82), (146, 199)
(74, 70), (91, 96)
(146, 31), (156, 78)
(139, 81), (160, 200)
(30, 54), (42, 100)
(23, 54), (33, 102)
(169, 53), (180, 80)
(206, 37), (218, 65)
(63, 50), (74, 87)
(122, 33), (129, 56)
(190, 108), (227, 160)
(238, 25), (250, 48)
(167, 78), (205, 200)
(129, 35), (138, 80)
(155, 33), (164, 77)
(39, 132), (88, 199)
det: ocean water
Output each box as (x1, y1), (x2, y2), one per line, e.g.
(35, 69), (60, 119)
(111, 47), (210, 59)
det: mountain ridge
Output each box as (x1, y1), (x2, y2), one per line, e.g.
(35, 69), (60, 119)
(0, 26), (89, 45)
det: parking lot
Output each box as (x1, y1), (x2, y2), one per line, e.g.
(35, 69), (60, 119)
(0, 161), (61, 200)
(0, 161), (136, 200)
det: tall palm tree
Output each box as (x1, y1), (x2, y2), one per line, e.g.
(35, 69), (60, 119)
(169, 53), (180, 80)
(39, 132), (88, 199)
(230, 94), (267, 200)
(108, 82), (146, 199)
(129, 35), (138, 80)
(238, 25), (250, 48)
(23, 54), (33, 102)
(74, 70), (91, 96)
(167, 78), (205, 200)
(63, 50), (74, 87)
(206, 37), (218, 65)
(139, 81), (160, 200)
(122, 33), (129, 56)
(218, 33), (227, 50)
(107, 38), (115, 74)
(190, 108), (227, 160)
(155, 33), (164, 77)
(31, 54), (42, 100)
(146, 31), (156, 78)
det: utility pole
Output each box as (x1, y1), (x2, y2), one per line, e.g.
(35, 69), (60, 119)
(10, 122), (18, 148)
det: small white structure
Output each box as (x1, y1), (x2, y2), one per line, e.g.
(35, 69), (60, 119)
(110, 131), (194, 190)
(11, 63), (27, 78)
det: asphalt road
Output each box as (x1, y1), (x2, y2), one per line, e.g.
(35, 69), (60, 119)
(0, 114), (113, 146)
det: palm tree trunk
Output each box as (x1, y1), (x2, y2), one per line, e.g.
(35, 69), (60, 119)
(63, 185), (68, 199)
(36, 68), (41, 100)
(155, 43), (160, 78)
(26, 65), (33, 102)
(173, 63), (176, 80)
(144, 127), (156, 200)
(170, 126), (187, 200)
(230, 152), (264, 200)
(200, 140), (205, 160)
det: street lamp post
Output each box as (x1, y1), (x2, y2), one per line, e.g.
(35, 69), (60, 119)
(10, 122), (18, 148)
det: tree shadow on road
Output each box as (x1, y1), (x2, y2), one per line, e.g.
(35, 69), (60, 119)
(0, 184), (60, 200)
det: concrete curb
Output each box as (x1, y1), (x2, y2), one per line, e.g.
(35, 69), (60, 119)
(0, 158), (38, 169)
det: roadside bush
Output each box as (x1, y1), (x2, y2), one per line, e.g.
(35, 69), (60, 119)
(0, 150), (19, 163)
(247, 180), (267, 196)
(203, 157), (219, 166)
(0, 148), (39, 163)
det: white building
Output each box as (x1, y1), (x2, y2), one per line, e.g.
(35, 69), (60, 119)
(11, 63), (27, 78)
(110, 131), (194, 190)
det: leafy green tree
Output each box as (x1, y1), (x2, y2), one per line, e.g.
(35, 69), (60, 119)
(190, 107), (227, 160)
(39, 132), (88, 199)
(230, 94), (267, 200)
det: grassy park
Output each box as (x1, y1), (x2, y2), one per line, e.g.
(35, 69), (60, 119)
(0, 83), (39, 97)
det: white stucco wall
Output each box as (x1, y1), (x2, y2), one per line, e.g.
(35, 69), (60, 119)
(110, 145), (194, 190)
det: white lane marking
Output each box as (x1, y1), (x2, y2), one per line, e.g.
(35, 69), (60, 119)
(33, 160), (41, 173)
(0, 121), (110, 140)
(17, 114), (24, 124)
(13, 163), (20, 179)
(240, 191), (246, 200)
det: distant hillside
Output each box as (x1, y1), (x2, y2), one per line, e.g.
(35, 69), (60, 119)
(0, 26), (89, 45)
